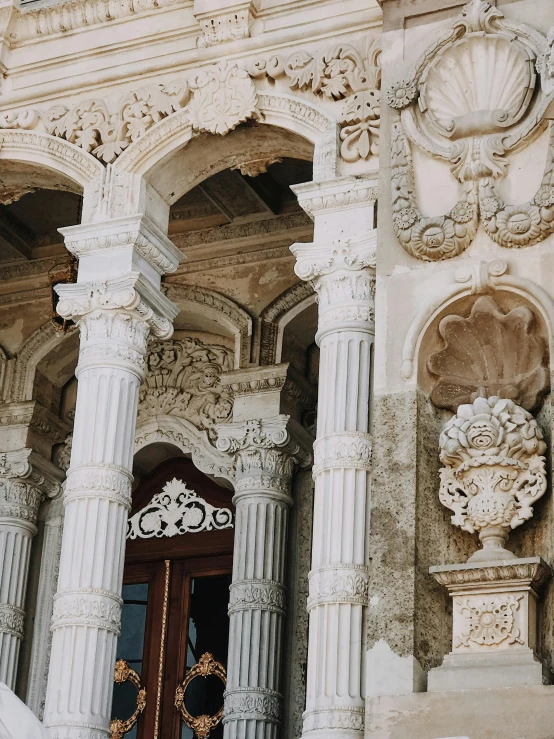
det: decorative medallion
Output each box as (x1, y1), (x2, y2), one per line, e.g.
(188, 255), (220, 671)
(456, 595), (524, 648)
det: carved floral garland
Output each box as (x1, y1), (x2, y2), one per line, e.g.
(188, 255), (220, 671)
(127, 477), (233, 539)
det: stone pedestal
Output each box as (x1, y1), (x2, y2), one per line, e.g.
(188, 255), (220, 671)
(428, 558), (551, 692)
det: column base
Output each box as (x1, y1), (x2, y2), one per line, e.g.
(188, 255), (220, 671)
(428, 648), (546, 692)
(302, 707), (364, 738)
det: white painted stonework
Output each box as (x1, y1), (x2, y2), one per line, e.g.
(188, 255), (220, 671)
(3, 0), (554, 738)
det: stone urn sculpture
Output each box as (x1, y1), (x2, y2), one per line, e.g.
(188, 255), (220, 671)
(439, 396), (547, 561)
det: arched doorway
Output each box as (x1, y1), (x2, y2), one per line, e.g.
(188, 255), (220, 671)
(111, 457), (234, 739)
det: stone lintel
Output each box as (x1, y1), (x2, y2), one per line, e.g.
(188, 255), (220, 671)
(221, 362), (316, 423)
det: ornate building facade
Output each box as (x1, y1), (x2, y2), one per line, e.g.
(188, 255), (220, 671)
(1, 0), (554, 738)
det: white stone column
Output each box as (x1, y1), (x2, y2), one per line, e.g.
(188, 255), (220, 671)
(43, 215), (180, 739)
(217, 414), (312, 739)
(0, 450), (62, 689)
(291, 177), (376, 739)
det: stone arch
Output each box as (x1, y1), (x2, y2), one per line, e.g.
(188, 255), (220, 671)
(0, 130), (103, 192)
(114, 92), (339, 199)
(165, 284), (253, 369)
(134, 415), (234, 487)
(10, 322), (78, 403)
(259, 282), (316, 365)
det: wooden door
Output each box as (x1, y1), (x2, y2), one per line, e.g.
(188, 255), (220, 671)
(110, 458), (234, 739)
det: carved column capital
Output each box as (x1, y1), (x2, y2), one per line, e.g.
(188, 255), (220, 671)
(0, 448), (64, 526)
(56, 273), (179, 379)
(216, 415), (312, 500)
(290, 178), (377, 343)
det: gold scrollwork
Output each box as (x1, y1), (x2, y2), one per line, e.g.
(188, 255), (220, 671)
(174, 652), (227, 739)
(110, 659), (147, 739)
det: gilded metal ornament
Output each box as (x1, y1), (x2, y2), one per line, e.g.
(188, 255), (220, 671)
(110, 659), (147, 739)
(174, 652), (227, 739)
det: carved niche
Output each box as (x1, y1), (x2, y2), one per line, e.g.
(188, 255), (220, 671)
(388, 0), (554, 260)
(137, 337), (234, 430)
(427, 296), (549, 412)
(428, 295), (550, 561)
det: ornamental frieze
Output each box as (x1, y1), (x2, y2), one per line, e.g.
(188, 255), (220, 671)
(0, 37), (380, 165)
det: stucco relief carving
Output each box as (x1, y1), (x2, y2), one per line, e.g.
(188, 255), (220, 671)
(388, 0), (552, 260)
(188, 62), (259, 135)
(439, 396), (547, 561)
(428, 297), (549, 412)
(250, 38), (381, 162)
(455, 595), (524, 649)
(127, 477), (233, 539)
(196, 7), (254, 47)
(138, 337), (234, 430)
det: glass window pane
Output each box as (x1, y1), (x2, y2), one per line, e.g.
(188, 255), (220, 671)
(111, 582), (149, 731)
(182, 574), (230, 739)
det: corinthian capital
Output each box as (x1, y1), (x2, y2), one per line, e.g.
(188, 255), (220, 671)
(291, 235), (376, 281)
(0, 449), (64, 524)
(216, 416), (312, 496)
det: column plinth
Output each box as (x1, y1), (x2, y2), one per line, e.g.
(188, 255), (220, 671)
(291, 177), (376, 739)
(0, 449), (62, 689)
(43, 217), (180, 739)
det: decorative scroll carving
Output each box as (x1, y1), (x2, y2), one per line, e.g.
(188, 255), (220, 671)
(127, 477), (233, 539)
(110, 660), (147, 739)
(387, 0), (551, 260)
(439, 396), (547, 561)
(138, 338), (234, 430)
(175, 653), (226, 739)
(0, 83), (189, 164)
(428, 297), (549, 412)
(455, 595), (524, 649)
(249, 38), (381, 161)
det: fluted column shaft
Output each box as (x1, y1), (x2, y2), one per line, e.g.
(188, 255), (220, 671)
(217, 417), (311, 739)
(43, 268), (178, 739)
(0, 450), (62, 688)
(292, 177), (376, 739)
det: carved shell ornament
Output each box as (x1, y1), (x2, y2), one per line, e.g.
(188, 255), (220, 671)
(428, 296), (549, 413)
(388, 0), (554, 260)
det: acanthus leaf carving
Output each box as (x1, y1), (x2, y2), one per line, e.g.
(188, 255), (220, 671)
(249, 37), (381, 162)
(127, 477), (233, 539)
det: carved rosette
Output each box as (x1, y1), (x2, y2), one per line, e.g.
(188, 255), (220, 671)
(439, 396), (547, 561)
